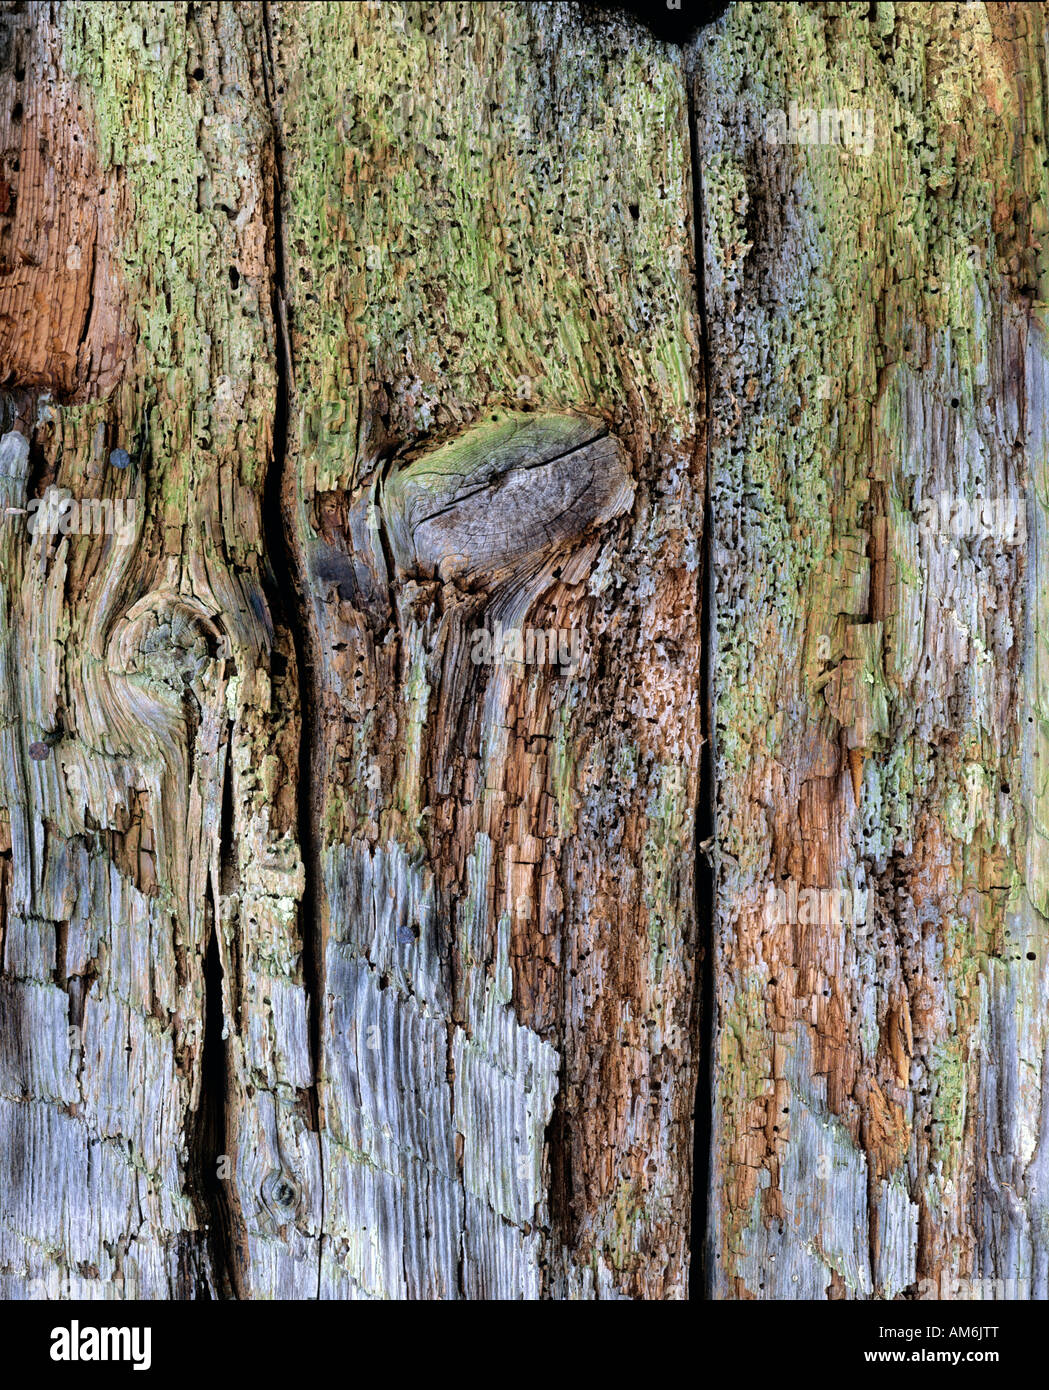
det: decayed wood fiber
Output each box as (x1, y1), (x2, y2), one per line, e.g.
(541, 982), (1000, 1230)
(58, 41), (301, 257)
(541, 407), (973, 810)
(0, 4), (129, 400)
(697, 0), (1049, 1299)
(4, 0), (1048, 1305)
(270, 0), (704, 1299)
(1, 0), (309, 1298)
(0, 1), (704, 1300)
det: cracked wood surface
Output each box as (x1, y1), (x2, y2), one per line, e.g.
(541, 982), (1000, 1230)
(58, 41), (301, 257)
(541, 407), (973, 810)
(697, 1), (1049, 1299)
(3, 0), (1049, 1304)
(0, 0), (704, 1300)
(268, 0), (704, 1299)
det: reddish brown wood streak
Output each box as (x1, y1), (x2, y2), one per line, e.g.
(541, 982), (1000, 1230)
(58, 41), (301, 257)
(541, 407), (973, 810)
(0, 5), (128, 401)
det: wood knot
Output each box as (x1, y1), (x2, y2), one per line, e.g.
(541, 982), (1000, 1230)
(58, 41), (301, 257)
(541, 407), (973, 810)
(262, 1168), (301, 1221)
(380, 410), (634, 587)
(108, 594), (230, 717)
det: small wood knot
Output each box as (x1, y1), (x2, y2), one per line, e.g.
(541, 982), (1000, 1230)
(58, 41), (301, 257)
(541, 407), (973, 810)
(262, 1169), (301, 1218)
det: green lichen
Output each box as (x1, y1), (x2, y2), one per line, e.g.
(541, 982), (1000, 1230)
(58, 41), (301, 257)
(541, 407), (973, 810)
(642, 763), (689, 988)
(701, 0), (1036, 1287)
(551, 701), (577, 837)
(277, 1), (699, 493)
(394, 634), (431, 830)
(60, 3), (274, 544)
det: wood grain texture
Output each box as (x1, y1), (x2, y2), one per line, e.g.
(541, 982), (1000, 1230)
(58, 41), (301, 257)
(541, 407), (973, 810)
(7, 0), (1048, 1305)
(267, 0), (705, 1299)
(0, 0), (705, 1301)
(696, 0), (1049, 1300)
(1, 0), (310, 1299)
(0, 4), (129, 401)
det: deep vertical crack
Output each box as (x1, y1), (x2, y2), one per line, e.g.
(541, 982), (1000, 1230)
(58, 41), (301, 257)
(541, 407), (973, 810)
(686, 49), (717, 1302)
(184, 712), (246, 1299)
(260, 0), (325, 1297)
(195, 906), (243, 1299)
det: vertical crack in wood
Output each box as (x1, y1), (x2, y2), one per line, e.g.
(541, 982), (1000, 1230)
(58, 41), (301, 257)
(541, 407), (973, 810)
(193, 889), (240, 1299)
(685, 44), (715, 1303)
(191, 727), (248, 1298)
(260, 0), (324, 1296)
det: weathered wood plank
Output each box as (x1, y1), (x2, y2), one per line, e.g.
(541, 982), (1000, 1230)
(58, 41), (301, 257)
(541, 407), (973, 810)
(1, 0), (705, 1302)
(1, 0), (315, 1298)
(268, 0), (705, 1298)
(696, 0), (1049, 1300)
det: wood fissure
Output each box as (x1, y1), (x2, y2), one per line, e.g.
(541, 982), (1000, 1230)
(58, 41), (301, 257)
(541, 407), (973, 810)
(192, 909), (237, 1298)
(260, 0), (321, 1141)
(259, 0), (325, 1303)
(685, 49), (715, 1301)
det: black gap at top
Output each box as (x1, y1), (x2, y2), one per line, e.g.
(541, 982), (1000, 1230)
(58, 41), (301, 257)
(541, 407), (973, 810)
(588, 1), (731, 46)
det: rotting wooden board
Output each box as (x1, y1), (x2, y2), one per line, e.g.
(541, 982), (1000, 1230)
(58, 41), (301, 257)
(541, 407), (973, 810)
(695, 0), (1049, 1300)
(269, 0), (705, 1300)
(0, 0), (705, 1301)
(6, 0), (1048, 1305)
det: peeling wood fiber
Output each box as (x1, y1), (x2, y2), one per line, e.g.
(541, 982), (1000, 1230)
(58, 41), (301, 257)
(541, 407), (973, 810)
(0, 0), (704, 1301)
(5, 0), (1048, 1306)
